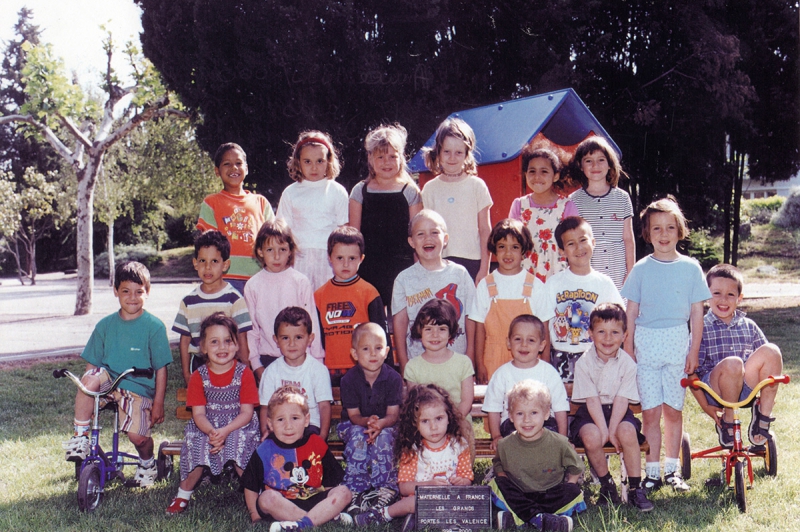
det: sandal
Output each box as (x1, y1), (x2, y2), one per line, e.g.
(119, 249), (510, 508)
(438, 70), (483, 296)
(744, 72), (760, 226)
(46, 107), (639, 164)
(716, 419), (735, 449)
(748, 400), (775, 447)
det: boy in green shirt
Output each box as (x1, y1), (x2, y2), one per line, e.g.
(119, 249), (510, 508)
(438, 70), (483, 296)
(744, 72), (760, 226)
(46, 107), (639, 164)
(63, 261), (173, 487)
(491, 380), (585, 531)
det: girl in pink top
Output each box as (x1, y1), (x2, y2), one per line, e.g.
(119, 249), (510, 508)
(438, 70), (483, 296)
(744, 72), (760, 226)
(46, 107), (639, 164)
(243, 219), (324, 380)
(508, 146), (578, 283)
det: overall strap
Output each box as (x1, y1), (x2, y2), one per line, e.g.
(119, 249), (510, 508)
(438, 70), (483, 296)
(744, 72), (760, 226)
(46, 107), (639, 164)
(521, 272), (535, 299)
(486, 273), (498, 298)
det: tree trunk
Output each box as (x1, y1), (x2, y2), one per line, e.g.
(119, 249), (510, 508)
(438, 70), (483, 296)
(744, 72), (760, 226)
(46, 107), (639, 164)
(74, 159), (99, 315)
(722, 163), (732, 264)
(13, 238), (26, 286)
(732, 154), (745, 266)
(107, 220), (115, 287)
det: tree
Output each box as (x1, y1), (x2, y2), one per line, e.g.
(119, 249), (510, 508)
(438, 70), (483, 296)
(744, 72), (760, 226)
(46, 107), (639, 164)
(98, 113), (216, 284)
(0, 32), (188, 314)
(136, 0), (799, 257)
(0, 167), (74, 284)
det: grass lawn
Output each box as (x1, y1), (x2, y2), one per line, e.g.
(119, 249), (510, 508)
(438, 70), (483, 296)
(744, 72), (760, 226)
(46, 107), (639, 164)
(1, 297), (798, 532)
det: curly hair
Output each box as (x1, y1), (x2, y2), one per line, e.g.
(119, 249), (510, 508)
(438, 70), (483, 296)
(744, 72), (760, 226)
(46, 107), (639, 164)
(394, 383), (474, 467)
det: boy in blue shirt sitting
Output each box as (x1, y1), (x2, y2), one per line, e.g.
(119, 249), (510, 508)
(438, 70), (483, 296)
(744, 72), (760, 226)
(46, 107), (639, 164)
(63, 261), (173, 487)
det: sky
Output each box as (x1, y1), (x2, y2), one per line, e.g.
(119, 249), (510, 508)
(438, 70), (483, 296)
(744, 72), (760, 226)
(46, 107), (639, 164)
(0, 0), (143, 85)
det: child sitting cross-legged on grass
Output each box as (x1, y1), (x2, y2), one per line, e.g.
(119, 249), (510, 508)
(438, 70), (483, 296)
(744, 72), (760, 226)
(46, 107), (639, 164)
(242, 386), (353, 530)
(691, 264), (784, 449)
(354, 383), (474, 531)
(569, 303), (653, 512)
(491, 380), (585, 532)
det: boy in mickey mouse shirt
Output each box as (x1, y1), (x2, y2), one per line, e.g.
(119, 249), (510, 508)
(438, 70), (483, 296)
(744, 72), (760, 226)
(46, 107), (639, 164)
(242, 386), (352, 529)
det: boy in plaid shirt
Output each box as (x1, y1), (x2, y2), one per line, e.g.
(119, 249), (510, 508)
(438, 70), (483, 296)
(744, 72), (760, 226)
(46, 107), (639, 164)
(692, 264), (783, 449)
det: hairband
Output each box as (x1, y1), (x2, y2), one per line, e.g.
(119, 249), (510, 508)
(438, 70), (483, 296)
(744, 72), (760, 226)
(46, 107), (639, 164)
(296, 136), (332, 154)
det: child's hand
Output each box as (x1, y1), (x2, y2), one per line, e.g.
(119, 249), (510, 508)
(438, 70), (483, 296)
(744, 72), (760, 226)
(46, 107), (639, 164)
(365, 416), (382, 443)
(449, 476), (472, 486)
(608, 431), (620, 453)
(151, 402), (165, 426)
(476, 364), (488, 386)
(490, 435), (501, 452)
(684, 352), (699, 375)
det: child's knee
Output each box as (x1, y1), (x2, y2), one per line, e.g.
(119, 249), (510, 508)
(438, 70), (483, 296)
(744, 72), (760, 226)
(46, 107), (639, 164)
(717, 356), (745, 378)
(615, 421), (637, 441)
(80, 374), (102, 392)
(579, 425), (602, 447)
(128, 432), (150, 447)
(259, 489), (284, 508)
(327, 485), (353, 505)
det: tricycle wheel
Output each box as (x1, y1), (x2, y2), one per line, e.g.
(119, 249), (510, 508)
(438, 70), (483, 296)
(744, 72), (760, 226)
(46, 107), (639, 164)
(765, 435), (778, 477)
(680, 431), (692, 480)
(733, 460), (747, 513)
(77, 462), (103, 512)
(156, 441), (174, 481)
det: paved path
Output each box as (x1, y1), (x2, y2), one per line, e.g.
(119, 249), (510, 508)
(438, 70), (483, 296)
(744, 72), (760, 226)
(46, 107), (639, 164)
(0, 272), (194, 362)
(1, 272), (799, 363)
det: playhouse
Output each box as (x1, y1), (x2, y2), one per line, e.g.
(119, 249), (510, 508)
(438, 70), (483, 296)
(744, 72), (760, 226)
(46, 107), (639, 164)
(408, 88), (621, 223)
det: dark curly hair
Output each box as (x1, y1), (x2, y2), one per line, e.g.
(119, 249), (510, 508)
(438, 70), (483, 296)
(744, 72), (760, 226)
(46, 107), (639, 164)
(394, 383), (474, 467)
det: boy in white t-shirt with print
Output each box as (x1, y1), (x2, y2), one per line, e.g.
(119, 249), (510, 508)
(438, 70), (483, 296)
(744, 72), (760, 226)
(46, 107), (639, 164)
(544, 216), (623, 383)
(258, 307), (333, 440)
(391, 209), (476, 376)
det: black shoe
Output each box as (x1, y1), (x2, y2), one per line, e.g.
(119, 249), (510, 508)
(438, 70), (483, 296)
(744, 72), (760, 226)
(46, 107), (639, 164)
(496, 510), (514, 529)
(629, 487), (654, 512)
(598, 479), (621, 506)
(642, 476), (663, 493)
(540, 513), (573, 532)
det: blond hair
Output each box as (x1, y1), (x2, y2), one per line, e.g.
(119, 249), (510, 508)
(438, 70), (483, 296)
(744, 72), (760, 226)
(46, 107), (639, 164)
(507, 379), (551, 414)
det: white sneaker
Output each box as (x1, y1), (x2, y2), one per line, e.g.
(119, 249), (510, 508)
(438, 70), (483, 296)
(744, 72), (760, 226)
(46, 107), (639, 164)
(126, 462), (158, 488)
(63, 435), (89, 461)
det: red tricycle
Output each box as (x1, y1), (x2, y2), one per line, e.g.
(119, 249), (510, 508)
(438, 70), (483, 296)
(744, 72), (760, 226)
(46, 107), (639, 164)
(680, 374), (790, 512)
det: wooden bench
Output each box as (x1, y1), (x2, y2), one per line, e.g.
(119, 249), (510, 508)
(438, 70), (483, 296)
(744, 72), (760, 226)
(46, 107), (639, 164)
(158, 383), (648, 470)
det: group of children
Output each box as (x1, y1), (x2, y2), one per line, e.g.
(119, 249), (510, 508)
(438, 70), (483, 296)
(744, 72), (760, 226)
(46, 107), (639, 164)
(61, 120), (784, 532)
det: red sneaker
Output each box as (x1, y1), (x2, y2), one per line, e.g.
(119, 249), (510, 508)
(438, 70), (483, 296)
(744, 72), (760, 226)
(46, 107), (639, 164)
(166, 497), (189, 515)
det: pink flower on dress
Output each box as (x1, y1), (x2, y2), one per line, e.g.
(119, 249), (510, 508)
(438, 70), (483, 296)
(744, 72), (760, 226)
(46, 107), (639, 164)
(539, 228), (553, 241)
(536, 217), (545, 226)
(522, 209), (532, 222)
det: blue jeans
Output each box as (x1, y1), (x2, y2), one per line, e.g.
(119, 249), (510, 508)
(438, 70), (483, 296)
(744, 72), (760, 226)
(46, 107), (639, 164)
(337, 421), (397, 493)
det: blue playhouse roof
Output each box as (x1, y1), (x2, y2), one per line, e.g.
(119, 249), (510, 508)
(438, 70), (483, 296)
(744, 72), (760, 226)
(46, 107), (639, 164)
(408, 88), (620, 172)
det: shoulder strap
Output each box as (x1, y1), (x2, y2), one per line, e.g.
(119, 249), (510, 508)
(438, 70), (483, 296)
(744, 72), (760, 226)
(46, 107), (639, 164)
(486, 273), (498, 298)
(521, 272), (535, 298)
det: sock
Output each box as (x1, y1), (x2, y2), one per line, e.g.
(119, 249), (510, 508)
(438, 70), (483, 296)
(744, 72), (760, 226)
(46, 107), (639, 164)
(297, 516), (314, 529)
(599, 472), (614, 486)
(645, 462), (660, 479)
(381, 507), (393, 522)
(140, 456), (155, 468)
(664, 457), (679, 476)
(177, 488), (193, 500)
(629, 476), (641, 490)
(73, 419), (91, 437)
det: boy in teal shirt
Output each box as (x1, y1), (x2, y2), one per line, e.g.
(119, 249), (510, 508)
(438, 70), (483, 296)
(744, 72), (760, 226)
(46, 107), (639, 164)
(63, 261), (173, 487)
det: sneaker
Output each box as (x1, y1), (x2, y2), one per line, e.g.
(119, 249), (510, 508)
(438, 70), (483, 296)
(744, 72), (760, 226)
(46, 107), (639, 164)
(496, 510), (514, 529)
(628, 488), (654, 512)
(540, 513), (573, 532)
(270, 521), (300, 532)
(642, 476), (663, 493)
(165, 497), (189, 515)
(347, 490), (365, 515)
(125, 462), (158, 488)
(372, 487), (398, 509)
(664, 472), (690, 492)
(333, 512), (353, 526)
(400, 514), (415, 532)
(63, 435), (89, 461)
(716, 420), (735, 449)
(354, 508), (388, 527)
(598, 479), (621, 506)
